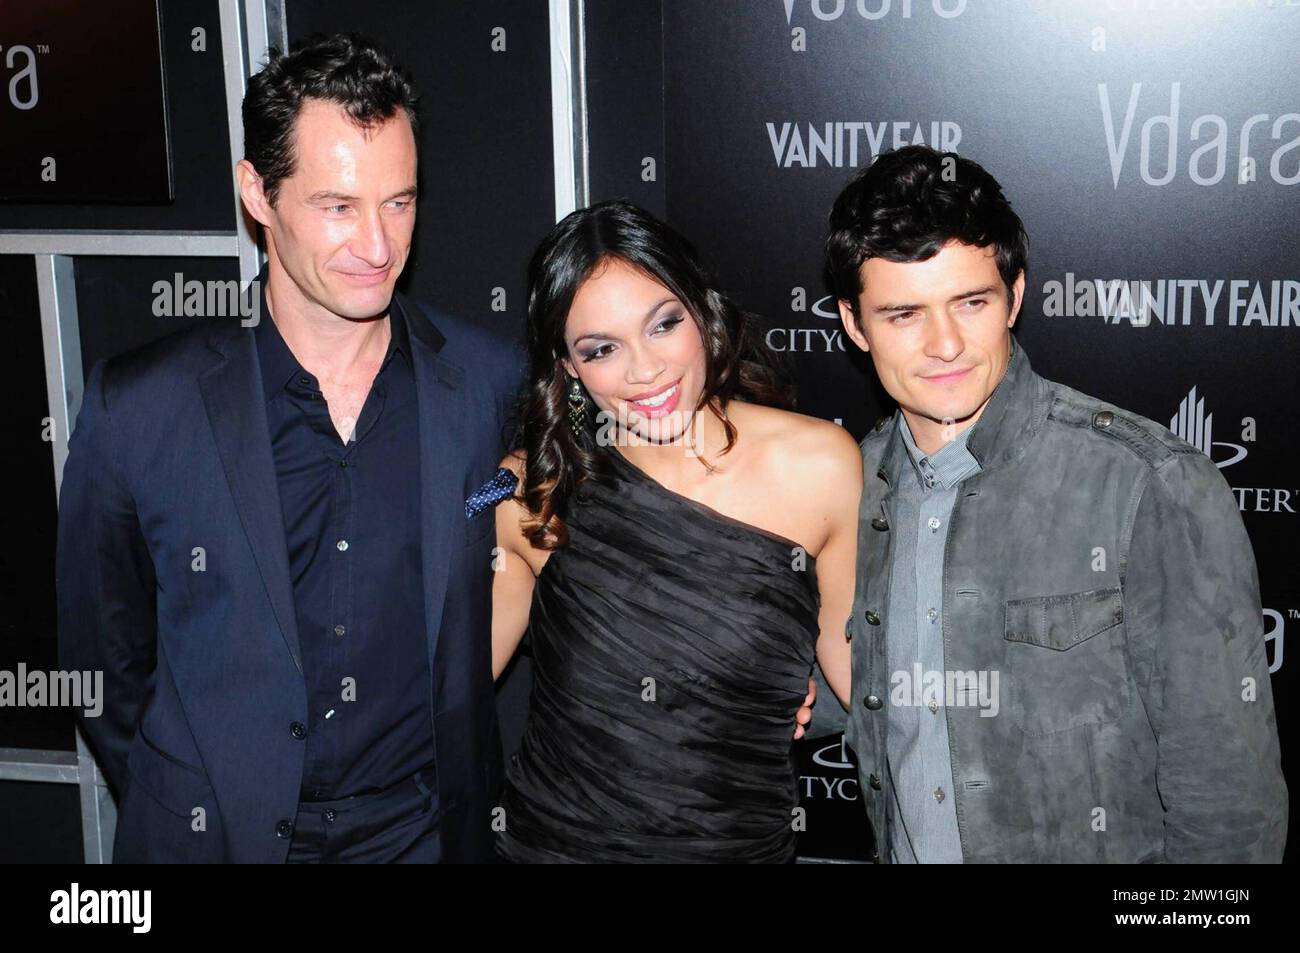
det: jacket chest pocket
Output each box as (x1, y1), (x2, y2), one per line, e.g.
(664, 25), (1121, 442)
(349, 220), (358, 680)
(1002, 586), (1132, 736)
(463, 510), (496, 549)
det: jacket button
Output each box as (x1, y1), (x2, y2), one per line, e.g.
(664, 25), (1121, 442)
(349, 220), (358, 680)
(868, 772), (882, 790)
(870, 516), (889, 531)
(865, 610), (881, 626)
(290, 721), (307, 740)
(275, 820), (294, 838)
(874, 416), (889, 432)
(864, 694), (883, 711)
(1093, 411), (1114, 429)
(844, 618), (853, 643)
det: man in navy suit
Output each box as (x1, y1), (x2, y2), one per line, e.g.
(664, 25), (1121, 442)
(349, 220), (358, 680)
(56, 34), (520, 862)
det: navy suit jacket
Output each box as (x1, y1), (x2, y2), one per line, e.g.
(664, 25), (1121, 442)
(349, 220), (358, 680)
(56, 293), (523, 863)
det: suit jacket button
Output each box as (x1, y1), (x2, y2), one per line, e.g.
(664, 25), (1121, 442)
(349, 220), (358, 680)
(870, 516), (889, 531)
(275, 820), (294, 838)
(290, 721), (307, 740)
(864, 695), (883, 711)
(865, 610), (881, 626)
(868, 772), (882, 790)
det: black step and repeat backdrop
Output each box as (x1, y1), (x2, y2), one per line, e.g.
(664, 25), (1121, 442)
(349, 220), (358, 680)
(585, 0), (1298, 861)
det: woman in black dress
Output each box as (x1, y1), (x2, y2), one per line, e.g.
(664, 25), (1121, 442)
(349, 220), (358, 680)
(490, 201), (859, 862)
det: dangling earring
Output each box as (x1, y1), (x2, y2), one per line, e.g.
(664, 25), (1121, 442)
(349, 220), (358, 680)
(567, 376), (588, 437)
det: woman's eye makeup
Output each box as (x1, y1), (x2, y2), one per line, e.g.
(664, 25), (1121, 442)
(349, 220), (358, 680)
(655, 314), (686, 335)
(577, 313), (684, 361)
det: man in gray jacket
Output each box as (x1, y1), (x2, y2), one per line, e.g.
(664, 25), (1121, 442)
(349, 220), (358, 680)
(828, 145), (1287, 862)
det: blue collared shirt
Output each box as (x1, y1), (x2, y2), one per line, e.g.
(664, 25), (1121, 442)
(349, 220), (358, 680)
(884, 415), (982, 863)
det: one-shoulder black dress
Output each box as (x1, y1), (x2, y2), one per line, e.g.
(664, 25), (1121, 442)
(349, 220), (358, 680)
(495, 447), (820, 863)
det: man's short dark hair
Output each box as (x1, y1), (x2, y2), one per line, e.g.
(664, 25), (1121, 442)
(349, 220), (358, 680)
(824, 145), (1028, 316)
(242, 33), (419, 206)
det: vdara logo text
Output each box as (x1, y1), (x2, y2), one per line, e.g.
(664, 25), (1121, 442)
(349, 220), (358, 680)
(2, 44), (39, 110)
(1099, 82), (1300, 188)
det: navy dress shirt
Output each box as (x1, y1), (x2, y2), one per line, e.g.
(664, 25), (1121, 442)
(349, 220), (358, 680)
(254, 298), (434, 802)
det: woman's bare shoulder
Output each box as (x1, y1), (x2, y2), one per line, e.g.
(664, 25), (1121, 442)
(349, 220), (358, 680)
(731, 401), (861, 480)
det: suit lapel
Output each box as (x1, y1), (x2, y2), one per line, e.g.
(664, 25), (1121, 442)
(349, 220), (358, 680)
(401, 294), (466, 675)
(198, 325), (303, 673)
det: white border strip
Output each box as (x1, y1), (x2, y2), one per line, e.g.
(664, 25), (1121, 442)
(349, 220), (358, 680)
(549, 0), (588, 221)
(0, 231), (240, 257)
(36, 255), (84, 493)
(218, 0), (272, 287)
(0, 748), (79, 784)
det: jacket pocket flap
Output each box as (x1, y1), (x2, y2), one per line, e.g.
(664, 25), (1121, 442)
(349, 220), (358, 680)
(126, 726), (213, 819)
(1004, 586), (1124, 651)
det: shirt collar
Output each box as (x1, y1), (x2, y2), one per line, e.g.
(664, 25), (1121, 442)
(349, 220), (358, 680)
(897, 413), (981, 490)
(386, 293), (413, 368)
(253, 273), (412, 404)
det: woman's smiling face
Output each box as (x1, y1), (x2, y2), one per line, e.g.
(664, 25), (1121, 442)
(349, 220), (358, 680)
(561, 257), (708, 443)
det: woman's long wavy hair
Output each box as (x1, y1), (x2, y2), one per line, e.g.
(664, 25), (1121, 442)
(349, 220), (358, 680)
(516, 199), (795, 550)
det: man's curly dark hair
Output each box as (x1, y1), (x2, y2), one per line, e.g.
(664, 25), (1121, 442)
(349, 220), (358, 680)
(825, 145), (1028, 319)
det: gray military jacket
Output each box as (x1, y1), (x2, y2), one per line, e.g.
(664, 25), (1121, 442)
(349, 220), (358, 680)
(844, 340), (1288, 863)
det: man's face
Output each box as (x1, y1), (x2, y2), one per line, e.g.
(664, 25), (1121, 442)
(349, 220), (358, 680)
(240, 98), (417, 321)
(838, 240), (1024, 445)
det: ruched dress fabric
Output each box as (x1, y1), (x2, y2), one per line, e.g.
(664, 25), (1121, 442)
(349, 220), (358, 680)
(495, 448), (820, 863)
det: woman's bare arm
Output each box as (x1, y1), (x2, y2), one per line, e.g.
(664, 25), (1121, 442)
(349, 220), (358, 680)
(491, 453), (538, 680)
(810, 426), (863, 712)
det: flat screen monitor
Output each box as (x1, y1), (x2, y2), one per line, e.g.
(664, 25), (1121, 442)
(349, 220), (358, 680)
(0, 0), (172, 204)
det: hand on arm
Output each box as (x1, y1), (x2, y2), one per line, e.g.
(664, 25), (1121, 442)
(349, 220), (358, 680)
(491, 452), (537, 681)
(793, 678), (816, 740)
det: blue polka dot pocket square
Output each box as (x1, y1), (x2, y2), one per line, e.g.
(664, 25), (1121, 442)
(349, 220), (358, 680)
(465, 467), (519, 520)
